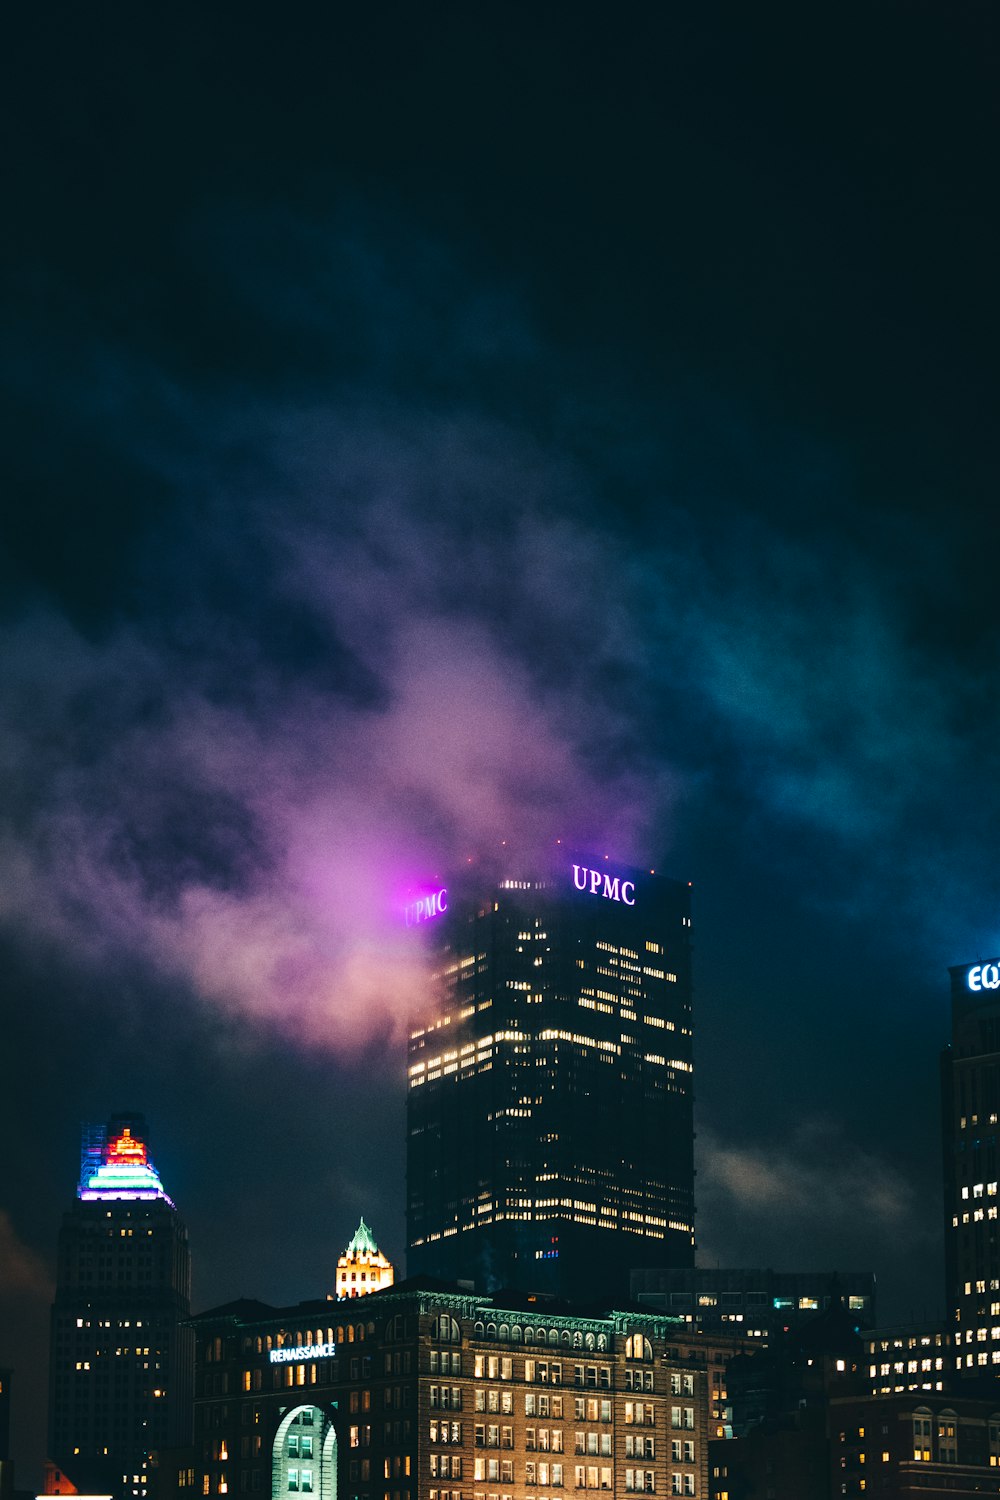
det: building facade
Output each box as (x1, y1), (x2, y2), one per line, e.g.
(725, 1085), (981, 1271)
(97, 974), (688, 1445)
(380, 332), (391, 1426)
(825, 1390), (1000, 1499)
(942, 957), (1000, 1379)
(178, 1282), (709, 1500)
(864, 1323), (948, 1398)
(630, 1268), (876, 1344)
(406, 853), (695, 1300)
(47, 1115), (194, 1500)
(334, 1221), (395, 1300)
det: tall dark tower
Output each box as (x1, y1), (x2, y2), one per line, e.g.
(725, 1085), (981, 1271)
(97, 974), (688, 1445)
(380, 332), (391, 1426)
(942, 958), (1000, 1380)
(406, 852), (695, 1300)
(48, 1114), (193, 1500)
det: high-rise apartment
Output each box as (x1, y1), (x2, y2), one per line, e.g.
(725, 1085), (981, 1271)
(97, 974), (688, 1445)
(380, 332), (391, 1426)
(942, 956), (1000, 1378)
(406, 852), (695, 1300)
(48, 1114), (193, 1499)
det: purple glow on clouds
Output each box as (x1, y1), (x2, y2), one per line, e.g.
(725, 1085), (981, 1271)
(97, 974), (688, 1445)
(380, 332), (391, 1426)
(0, 423), (669, 1052)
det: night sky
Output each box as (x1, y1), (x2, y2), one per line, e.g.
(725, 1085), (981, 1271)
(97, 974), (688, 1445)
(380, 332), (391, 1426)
(2, 3), (999, 1483)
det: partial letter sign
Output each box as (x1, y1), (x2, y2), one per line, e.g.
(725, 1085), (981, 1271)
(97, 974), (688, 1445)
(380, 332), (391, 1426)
(571, 865), (636, 906)
(405, 888), (448, 926)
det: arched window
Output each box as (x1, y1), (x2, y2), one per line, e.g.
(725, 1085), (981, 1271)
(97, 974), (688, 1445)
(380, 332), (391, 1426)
(486, 1323), (498, 1342)
(937, 1410), (958, 1464)
(988, 1413), (1000, 1463)
(585, 1332), (595, 1351)
(434, 1313), (461, 1343)
(561, 1331), (571, 1346)
(474, 1321), (485, 1338)
(499, 1324), (510, 1342)
(336, 1326), (344, 1343)
(512, 1325), (523, 1343)
(597, 1333), (608, 1352)
(912, 1406), (933, 1462)
(573, 1331), (583, 1349)
(549, 1328), (560, 1346)
(272, 1405), (336, 1500)
(625, 1333), (653, 1361)
(355, 1324), (364, 1343)
(524, 1327), (535, 1345)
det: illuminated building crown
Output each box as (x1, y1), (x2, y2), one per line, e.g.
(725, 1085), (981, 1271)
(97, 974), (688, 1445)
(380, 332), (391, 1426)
(332, 1217), (394, 1299)
(78, 1118), (174, 1205)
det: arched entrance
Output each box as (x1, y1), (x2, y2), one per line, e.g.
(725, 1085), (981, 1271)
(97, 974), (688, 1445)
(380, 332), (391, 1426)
(272, 1405), (337, 1500)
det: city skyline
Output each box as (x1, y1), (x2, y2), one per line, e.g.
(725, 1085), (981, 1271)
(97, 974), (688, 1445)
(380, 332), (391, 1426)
(2, 1), (999, 1488)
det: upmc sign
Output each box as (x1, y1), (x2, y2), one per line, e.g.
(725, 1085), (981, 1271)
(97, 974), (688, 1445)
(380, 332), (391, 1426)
(572, 864), (636, 905)
(968, 961), (1000, 992)
(404, 888), (448, 926)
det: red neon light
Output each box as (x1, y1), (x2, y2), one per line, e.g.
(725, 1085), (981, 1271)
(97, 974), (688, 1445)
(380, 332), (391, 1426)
(105, 1127), (147, 1166)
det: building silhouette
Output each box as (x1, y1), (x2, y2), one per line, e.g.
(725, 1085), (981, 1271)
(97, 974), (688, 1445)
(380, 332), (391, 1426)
(47, 1114), (193, 1500)
(406, 851), (695, 1299)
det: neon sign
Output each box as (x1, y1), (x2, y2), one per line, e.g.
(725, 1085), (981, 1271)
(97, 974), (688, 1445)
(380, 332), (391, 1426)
(572, 865), (636, 906)
(968, 962), (1000, 992)
(270, 1342), (336, 1364)
(405, 888), (448, 926)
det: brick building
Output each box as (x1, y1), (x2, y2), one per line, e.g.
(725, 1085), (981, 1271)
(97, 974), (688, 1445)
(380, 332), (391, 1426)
(171, 1281), (710, 1500)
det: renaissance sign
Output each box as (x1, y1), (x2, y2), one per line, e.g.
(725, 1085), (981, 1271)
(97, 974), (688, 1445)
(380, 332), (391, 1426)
(404, 888), (448, 926)
(968, 962), (1000, 992)
(572, 864), (636, 905)
(270, 1342), (336, 1364)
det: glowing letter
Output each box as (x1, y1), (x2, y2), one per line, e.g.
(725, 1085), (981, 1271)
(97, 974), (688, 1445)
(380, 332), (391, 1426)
(438, 888), (448, 913)
(589, 870), (603, 894)
(621, 881), (636, 906)
(572, 865), (587, 891)
(603, 876), (620, 902)
(986, 965), (1000, 990)
(969, 966), (983, 992)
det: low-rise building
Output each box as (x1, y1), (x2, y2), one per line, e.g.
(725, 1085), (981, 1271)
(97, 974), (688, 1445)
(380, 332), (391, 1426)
(169, 1280), (711, 1500)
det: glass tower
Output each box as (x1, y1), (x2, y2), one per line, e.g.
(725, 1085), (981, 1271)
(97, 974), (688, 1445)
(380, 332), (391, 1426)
(406, 852), (695, 1300)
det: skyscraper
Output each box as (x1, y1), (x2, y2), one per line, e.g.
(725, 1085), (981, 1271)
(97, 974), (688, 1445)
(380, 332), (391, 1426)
(942, 956), (1000, 1378)
(48, 1114), (193, 1500)
(406, 851), (695, 1300)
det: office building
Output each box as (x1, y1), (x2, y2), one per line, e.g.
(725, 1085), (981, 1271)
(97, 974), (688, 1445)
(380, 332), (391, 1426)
(630, 1268), (875, 1342)
(178, 1279), (709, 1500)
(825, 1389), (1000, 1498)
(333, 1220), (395, 1300)
(863, 1322), (948, 1397)
(941, 956), (1000, 1378)
(406, 852), (695, 1300)
(47, 1115), (194, 1500)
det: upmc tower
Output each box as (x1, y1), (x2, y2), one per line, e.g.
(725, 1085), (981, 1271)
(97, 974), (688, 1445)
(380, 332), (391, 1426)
(405, 852), (695, 1301)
